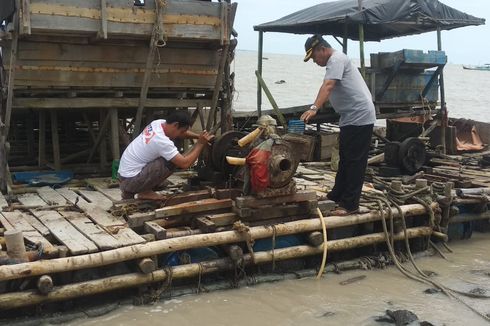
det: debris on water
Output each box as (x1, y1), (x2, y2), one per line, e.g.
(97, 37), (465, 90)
(424, 288), (442, 294)
(422, 270), (438, 277)
(469, 269), (490, 277)
(317, 311), (335, 318)
(274, 80), (286, 84)
(469, 287), (487, 295)
(339, 275), (367, 285)
(375, 309), (434, 326)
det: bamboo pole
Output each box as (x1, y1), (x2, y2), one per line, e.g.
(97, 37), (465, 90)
(255, 70), (287, 128)
(0, 227), (432, 310)
(437, 26), (447, 154)
(0, 203), (436, 282)
(358, 0), (366, 78)
(257, 31), (264, 117)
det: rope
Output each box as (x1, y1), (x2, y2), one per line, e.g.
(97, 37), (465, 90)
(316, 208), (328, 279)
(361, 186), (490, 322)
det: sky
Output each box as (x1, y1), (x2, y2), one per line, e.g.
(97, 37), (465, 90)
(233, 0), (489, 65)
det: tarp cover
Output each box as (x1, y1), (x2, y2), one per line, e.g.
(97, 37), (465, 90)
(254, 0), (485, 41)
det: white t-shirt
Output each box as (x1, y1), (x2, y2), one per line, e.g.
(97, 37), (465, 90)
(118, 119), (179, 178)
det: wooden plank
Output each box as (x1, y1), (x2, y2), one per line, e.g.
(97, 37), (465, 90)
(15, 193), (51, 236)
(0, 211), (55, 252)
(154, 198), (232, 218)
(61, 211), (121, 250)
(144, 221), (166, 240)
(55, 187), (90, 206)
(31, 210), (98, 255)
(36, 186), (67, 206)
(205, 212), (238, 227)
(78, 189), (114, 211)
(234, 191), (317, 209)
(195, 217), (216, 233)
(17, 193), (47, 207)
(96, 188), (122, 202)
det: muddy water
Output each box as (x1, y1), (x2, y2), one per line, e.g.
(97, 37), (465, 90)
(72, 233), (490, 326)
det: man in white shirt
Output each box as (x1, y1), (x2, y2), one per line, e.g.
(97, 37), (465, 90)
(118, 111), (213, 200)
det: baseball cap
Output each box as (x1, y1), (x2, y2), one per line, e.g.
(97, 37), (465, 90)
(304, 34), (330, 62)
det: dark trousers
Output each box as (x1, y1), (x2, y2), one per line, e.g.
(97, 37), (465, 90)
(327, 124), (373, 211)
(119, 157), (174, 199)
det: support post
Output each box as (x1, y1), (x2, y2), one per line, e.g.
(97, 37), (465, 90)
(358, 0), (366, 78)
(38, 111), (46, 167)
(110, 108), (120, 160)
(343, 21), (348, 54)
(99, 110), (108, 168)
(255, 70), (287, 129)
(437, 27), (447, 154)
(50, 111), (61, 170)
(257, 31), (264, 117)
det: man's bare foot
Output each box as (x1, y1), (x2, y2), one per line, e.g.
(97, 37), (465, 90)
(136, 191), (167, 201)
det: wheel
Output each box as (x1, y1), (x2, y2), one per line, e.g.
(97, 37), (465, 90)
(399, 137), (426, 174)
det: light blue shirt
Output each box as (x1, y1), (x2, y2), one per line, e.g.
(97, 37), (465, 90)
(324, 50), (376, 127)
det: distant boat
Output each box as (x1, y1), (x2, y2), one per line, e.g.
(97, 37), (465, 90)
(463, 63), (490, 71)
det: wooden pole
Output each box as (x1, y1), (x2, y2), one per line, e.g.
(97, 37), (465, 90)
(98, 109), (108, 168)
(37, 111), (46, 167)
(358, 0), (366, 78)
(0, 203), (437, 282)
(4, 229), (27, 261)
(257, 31), (264, 117)
(437, 26), (447, 154)
(37, 275), (53, 295)
(0, 227), (432, 310)
(206, 44), (230, 131)
(49, 111), (61, 170)
(109, 108), (120, 160)
(255, 70), (287, 128)
(343, 21), (348, 54)
(87, 112), (111, 163)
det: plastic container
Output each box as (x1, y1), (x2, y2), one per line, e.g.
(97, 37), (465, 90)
(287, 119), (305, 134)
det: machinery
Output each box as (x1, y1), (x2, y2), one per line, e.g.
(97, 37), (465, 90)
(202, 116), (300, 197)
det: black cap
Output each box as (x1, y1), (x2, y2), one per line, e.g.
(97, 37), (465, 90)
(304, 34), (330, 62)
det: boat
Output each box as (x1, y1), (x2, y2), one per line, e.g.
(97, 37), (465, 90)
(463, 63), (490, 71)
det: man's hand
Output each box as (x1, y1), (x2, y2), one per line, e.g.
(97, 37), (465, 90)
(197, 130), (214, 145)
(300, 109), (317, 123)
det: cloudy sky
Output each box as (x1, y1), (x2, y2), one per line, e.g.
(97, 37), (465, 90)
(233, 0), (489, 64)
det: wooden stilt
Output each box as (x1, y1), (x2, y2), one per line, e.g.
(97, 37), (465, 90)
(98, 110), (108, 167)
(109, 108), (120, 160)
(49, 110), (61, 171)
(37, 111), (46, 167)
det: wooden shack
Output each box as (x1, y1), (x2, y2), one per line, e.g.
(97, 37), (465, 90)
(0, 0), (237, 191)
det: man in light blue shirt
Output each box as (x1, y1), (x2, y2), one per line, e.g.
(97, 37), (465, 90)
(301, 35), (375, 215)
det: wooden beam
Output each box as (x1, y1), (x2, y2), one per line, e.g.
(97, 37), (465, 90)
(206, 44), (229, 131)
(155, 198), (232, 218)
(49, 111), (61, 170)
(144, 221), (167, 240)
(109, 108), (120, 160)
(98, 0), (108, 39)
(38, 111), (46, 167)
(13, 97), (211, 112)
(21, 0), (32, 35)
(87, 112), (111, 163)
